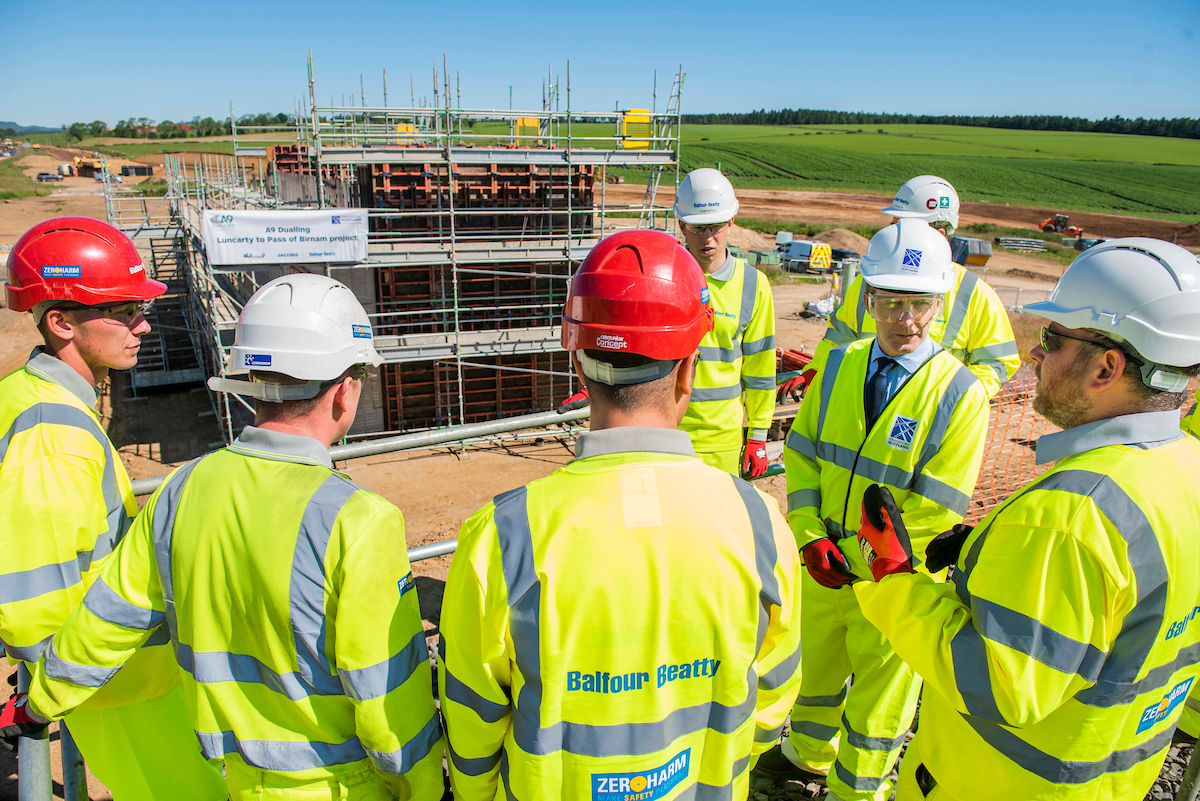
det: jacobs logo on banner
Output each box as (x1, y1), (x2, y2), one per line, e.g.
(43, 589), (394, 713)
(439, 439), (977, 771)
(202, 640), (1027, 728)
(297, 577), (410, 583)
(203, 210), (368, 269)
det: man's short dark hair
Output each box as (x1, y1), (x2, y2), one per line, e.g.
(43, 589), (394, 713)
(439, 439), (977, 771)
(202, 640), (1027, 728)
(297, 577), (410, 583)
(252, 365), (368, 420)
(1081, 332), (1200, 411)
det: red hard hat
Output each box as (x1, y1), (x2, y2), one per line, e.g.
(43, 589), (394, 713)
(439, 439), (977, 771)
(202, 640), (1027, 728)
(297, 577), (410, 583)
(562, 229), (713, 360)
(4, 217), (166, 314)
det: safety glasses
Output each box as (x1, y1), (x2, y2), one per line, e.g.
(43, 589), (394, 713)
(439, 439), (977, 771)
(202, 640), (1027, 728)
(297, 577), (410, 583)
(866, 292), (941, 324)
(682, 222), (729, 236)
(1039, 326), (1141, 363)
(68, 301), (150, 324)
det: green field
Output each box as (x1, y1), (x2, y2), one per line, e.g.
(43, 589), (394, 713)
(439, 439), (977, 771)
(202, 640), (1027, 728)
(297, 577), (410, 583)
(598, 124), (1200, 221)
(86, 140), (236, 158)
(0, 157), (49, 200)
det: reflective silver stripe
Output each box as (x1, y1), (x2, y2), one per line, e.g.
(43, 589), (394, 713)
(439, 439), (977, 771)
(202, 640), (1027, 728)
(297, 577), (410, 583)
(940, 270), (977, 350)
(1084, 642), (1200, 709)
(290, 475), (361, 696)
(912, 364), (978, 482)
(151, 457), (206, 639)
(735, 262), (757, 338)
(785, 429), (817, 460)
(759, 641), (802, 691)
(699, 345), (740, 363)
(0, 554), (89, 605)
(340, 630), (426, 702)
(694, 753), (753, 800)
(0, 402), (128, 600)
(747, 428), (770, 442)
(962, 713), (1174, 785)
(969, 341), (1019, 361)
(959, 469), (1169, 709)
(175, 642), (339, 701)
(144, 626), (170, 647)
(787, 489), (820, 513)
(195, 730), (367, 771)
(855, 293), (867, 335)
(82, 577), (165, 630)
(797, 683), (849, 708)
(4, 635), (53, 663)
(834, 760), (886, 793)
(439, 638), (510, 723)
(791, 720), (839, 741)
(494, 486), (759, 758)
(825, 316), (857, 346)
(732, 474), (782, 622)
(742, 375), (776, 392)
(690, 384), (742, 402)
(816, 347), (847, 440)
(816, 440), (913, 488)
(44, 639), (120, 688)
(365, 712), (442, 774)
(499, 750), (517, 801)
(742, 336), (776, 356)
(840, 713), (906, 752)
(755, 722), (784, 743)
(1188, 695), (1200, 713)
(972, 595), (1107, 681)
(950, 623), (1004, 721)
(911, 474), (972, 515)
(824, 519), (850, 542)
(447, 738), (502, 776)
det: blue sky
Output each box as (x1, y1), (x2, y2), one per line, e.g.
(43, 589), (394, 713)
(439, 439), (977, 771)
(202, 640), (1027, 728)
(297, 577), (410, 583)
(2, 0), (1197, 127)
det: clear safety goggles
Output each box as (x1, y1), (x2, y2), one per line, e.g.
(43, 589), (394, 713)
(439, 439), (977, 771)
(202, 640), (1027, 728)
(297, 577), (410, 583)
(866, 292), (942, 324)
(65, 300), (150, 325)
(682, 221), (730, 236)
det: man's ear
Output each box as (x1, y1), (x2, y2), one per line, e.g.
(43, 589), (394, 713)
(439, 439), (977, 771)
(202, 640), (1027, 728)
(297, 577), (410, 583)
(1089, 348), (1129, 392)
(42, 309), (75, 343)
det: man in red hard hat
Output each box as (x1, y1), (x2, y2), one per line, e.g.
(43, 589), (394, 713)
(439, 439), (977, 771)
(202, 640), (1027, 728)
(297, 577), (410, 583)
(0, 218), (225, 799)
(439, 229), (804, 800)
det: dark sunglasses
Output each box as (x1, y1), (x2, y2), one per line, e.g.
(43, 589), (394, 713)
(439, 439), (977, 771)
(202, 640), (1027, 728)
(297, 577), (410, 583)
(1040, 327), (1141, 364)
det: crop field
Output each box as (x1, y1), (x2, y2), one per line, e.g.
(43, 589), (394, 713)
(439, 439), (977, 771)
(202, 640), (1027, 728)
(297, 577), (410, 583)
(592, 123), (1200, 220)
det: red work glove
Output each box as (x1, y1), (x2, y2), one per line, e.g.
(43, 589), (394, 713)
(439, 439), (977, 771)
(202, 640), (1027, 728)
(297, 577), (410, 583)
(557, 386), (589, 413)
(0, 692), (48, 751)
(741, 439), (769, 478)
(777, 368), (816, 403)
(858, 484), (917, 581)
(801, 537), (857, 588)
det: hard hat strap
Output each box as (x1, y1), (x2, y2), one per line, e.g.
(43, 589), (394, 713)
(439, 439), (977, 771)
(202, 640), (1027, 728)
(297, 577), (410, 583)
(577, 351), (680, 386)
(207, 376), (327, 402)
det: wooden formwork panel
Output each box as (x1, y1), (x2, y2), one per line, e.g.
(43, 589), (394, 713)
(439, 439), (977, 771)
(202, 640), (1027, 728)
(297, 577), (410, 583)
(381, 352), (571, 432)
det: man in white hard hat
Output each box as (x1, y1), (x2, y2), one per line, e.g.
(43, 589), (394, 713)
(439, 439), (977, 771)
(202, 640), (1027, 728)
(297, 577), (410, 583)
(848, 237), (1200, 800)
(4, 274), (446, 800)
(759, 219), (990, 801)
(673, 167), (777, 477)
(802, 176), (1019, 399)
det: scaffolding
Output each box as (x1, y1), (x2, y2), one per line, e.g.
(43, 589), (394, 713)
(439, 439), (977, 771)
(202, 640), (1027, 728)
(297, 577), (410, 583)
(104, 58), (684, 442)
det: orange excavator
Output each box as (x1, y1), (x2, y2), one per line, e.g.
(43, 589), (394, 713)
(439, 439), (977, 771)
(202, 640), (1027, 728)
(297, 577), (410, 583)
(1040, 213), (1084, 237)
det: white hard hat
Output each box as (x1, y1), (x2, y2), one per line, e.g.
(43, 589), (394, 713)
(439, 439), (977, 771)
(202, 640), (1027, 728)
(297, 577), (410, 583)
(674, 168), (739, 225)
(882, 175), (960, 233)
(207, 273), (383, 402)
(860, 219), (954, 294)
(1025, 238), (1200, 391)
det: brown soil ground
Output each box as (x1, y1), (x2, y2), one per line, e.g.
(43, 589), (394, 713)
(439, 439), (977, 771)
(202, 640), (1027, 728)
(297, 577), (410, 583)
(609, 185), (1200, 247)
(0, 183), (1081, 800)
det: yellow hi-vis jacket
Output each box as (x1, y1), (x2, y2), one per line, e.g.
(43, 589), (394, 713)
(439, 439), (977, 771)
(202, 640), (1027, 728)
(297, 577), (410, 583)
(1184, 391), (1198, 438)
(681, 254), (777, 452)
(810, 265), (1019, 398)
(27, 426), (445, 798)
(784, 338), (989, 570)
(438, 427), (803, 801)
(855, 411), (1200, 801)
(0, 347), (177, 706)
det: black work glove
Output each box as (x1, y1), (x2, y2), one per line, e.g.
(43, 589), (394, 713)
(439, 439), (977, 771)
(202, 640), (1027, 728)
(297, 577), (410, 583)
(925, 524), (974, 573)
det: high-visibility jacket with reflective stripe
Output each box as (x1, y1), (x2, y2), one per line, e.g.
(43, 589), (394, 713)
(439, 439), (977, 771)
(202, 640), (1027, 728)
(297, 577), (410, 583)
(0, 348), (177, 708)
(438, 427), (803, 801)
(810, 265), (1019, 398)
(681, 256), (777, 452)
(855, 411), (1200, 800)
(783, 339), (989, 574)
(1184, 393), (1198, 438)
(28, 426), (444, 798)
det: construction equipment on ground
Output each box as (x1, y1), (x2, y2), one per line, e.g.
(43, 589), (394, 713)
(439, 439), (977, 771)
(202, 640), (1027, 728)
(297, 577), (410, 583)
(1040, 213), (1083, 237)
(73, 156), (104, 178)
(950, 236), (992, 268)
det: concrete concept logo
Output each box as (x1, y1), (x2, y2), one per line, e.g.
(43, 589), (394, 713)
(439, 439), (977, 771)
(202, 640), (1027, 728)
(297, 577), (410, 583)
(595, 335), (628, 350)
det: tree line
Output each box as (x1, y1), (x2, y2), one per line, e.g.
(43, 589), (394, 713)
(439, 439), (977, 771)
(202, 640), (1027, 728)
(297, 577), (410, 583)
(55, 113), (298, 143)
(680, 109), (1200, 140)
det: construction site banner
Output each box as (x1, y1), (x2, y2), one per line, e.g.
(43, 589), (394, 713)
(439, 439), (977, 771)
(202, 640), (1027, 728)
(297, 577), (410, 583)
(203, 209), (368, 268)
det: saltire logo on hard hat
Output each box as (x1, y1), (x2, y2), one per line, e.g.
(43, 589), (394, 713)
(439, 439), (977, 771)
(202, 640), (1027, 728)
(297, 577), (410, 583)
(351, 324), (372, 339)
(42, 265), (82, 278)
(901, 249), (923, 275)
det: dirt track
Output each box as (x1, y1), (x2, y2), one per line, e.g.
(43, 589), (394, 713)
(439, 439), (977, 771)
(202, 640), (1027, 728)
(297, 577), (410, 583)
(608, 185), (1200, 247)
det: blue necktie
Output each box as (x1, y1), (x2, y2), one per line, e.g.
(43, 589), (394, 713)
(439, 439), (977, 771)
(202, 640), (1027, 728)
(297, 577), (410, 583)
(865, 356), (897, 428)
